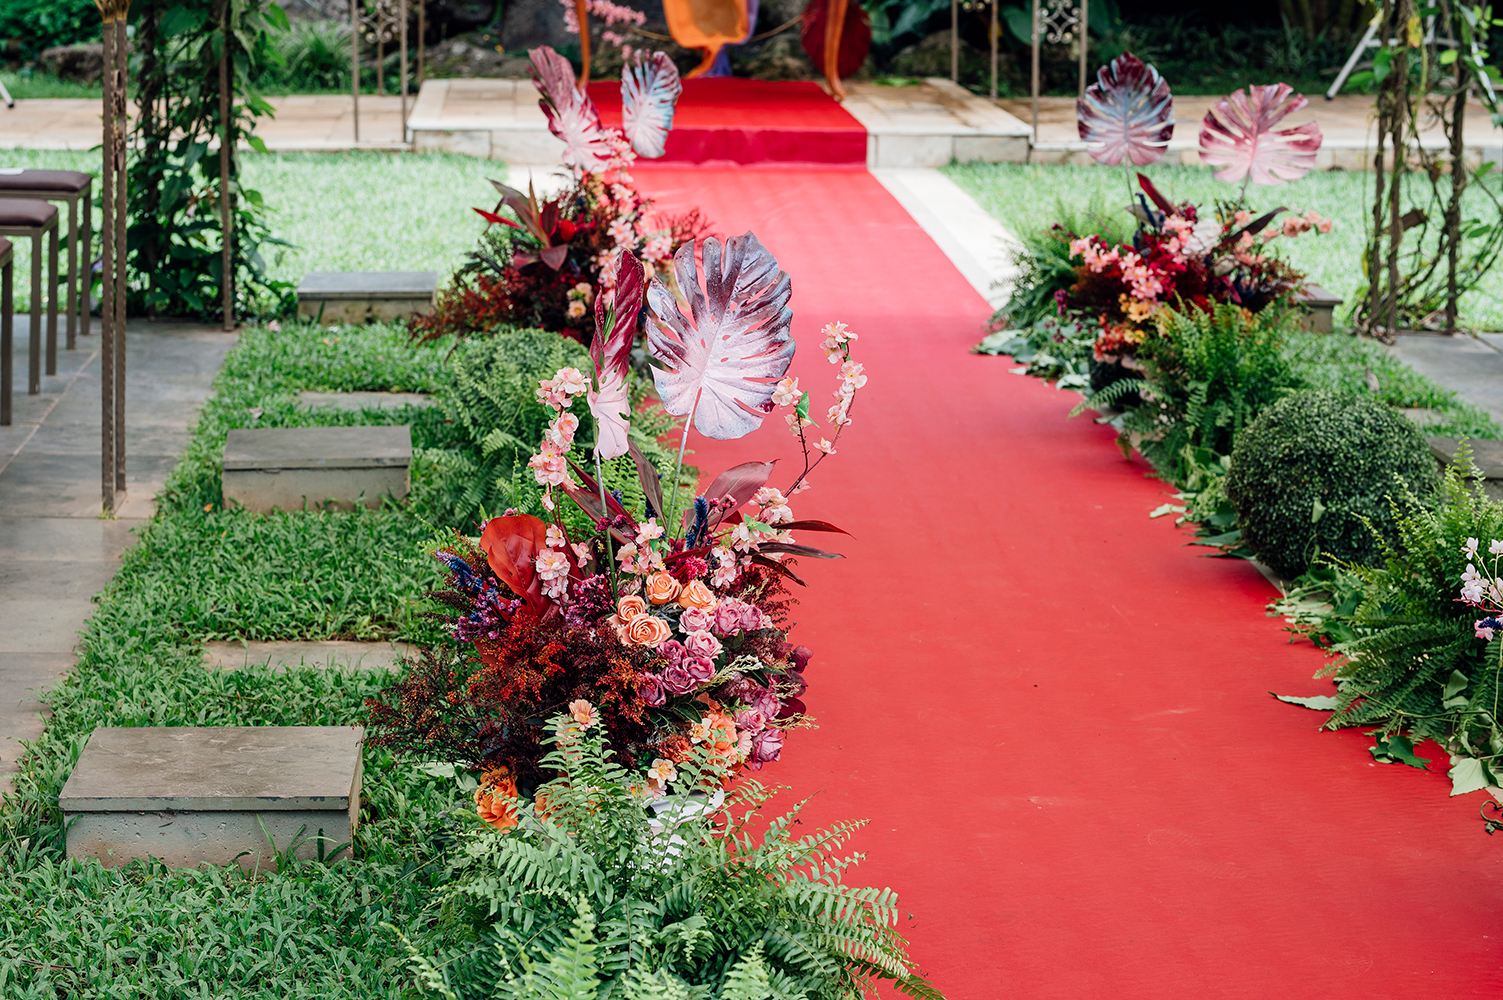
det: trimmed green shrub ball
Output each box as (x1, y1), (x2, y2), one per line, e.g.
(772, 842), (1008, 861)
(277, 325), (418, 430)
(1225, 389), (1440, 580)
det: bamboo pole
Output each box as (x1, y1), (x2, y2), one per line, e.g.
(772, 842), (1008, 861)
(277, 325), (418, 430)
(1386, 0), (1410, 336)
(1368, 0), (1389, 333)
(112, 10), (126, 497)
(220, 0), (233, 332)
(1078, 0), (1087, 95)
(417, 0), (425, 85)
(575, 0), (592, 88)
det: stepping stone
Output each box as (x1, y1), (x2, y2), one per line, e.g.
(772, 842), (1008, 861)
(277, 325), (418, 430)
(1429, 436), (1503, 502)
(60, 726), (363, 871)
(1399, 407), (1448, 428)
(222, 425), (411, 514)
(1296, 284), (1344, 334)
(296, 271), (437, 325)
(204, 639), (417, 672)
(297, 390), (435, 411)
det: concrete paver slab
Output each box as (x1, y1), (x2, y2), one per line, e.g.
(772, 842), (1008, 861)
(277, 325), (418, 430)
(204, 640), (418, 673)
(1390, 334), (1503, 426)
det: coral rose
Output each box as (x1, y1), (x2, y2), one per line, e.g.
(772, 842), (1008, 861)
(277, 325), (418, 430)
(616, 594), (648, 620)
(474, 767), (518, 831)
(625, 614), (672, 647)
(644, 571), (682, 605)
(677, 578), (718, 611)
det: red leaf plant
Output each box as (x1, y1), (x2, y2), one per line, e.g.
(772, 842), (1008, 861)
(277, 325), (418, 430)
(366, 234), (870, 814)
(1076, 52), (1175, 167)
(1198, 83), (1324, 198)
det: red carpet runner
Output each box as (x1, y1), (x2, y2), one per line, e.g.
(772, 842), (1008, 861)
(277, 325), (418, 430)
(632, 167), (1503, 998)
(588, 79), (866, 165)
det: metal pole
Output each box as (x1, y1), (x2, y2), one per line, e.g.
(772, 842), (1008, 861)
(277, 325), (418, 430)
(351, 0), (360, 142)
(399, 0), (408, 131)
(1031, 0), (1040, 140)
(1078, 0), (1087, 96)
(220, 0), (233, 332)
(113, 13), (127, 496)
(100, 4), (115, 514)
(951, 0), (959, 83)
(990, 0), (997, 99)
(417, 0), (425, 85)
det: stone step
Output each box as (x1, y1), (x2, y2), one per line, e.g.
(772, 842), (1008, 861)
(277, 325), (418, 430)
(296, 271), (437, 326)
(60, 726), (364, 870)
(297, 390), (435, 411)
(1296, 284), (1345, 334)
(221, 425), (412, 514)
(1429, 436), (1503, 502)
(204, 639), (417, 672)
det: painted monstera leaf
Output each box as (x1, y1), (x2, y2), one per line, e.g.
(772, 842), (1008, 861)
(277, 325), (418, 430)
(529, 45), (613, 173)
(621, 51), (682, 159)
(645, 233), (795, 441)
(588, 250), (645, 461)
(1198, 84), (1323, 186)
(1076, 52), (1174, 167)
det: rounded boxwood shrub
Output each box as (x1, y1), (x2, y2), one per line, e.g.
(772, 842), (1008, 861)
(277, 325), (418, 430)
(1225, 389), (1440, 580)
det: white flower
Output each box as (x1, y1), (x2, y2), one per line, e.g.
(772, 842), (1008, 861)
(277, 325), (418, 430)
(545, 523), (565, 548)
(535, 549), (570, 582)
(772, 377), (801, 408)
(1465, 537), (1480, 558)
(1490, 540), (1503, 556)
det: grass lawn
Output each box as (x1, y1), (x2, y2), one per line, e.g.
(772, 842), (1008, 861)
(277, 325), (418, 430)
(0, 149), (502, 312)
(0, 320), (479, 994)
(944, 161), (1503, 331)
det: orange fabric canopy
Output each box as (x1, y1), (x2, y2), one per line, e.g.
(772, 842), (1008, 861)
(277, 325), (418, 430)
(661, 0), (750, 77)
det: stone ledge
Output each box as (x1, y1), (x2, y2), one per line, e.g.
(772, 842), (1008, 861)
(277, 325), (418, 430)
(222, 425), (413, 513)
(204, 639), (418, 673)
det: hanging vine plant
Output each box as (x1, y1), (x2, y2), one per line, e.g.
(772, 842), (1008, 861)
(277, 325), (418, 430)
(1350, 0), (1503, 335)
(129, 0), (294, 320)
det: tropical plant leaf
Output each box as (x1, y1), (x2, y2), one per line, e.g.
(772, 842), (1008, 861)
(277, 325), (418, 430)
(627, 439), (666, 519)
(621, 51), (682, 159)
(480, 514), (550, 611)
(588, 370), (632, 461)
(750, 553), (805, 587)
(777, 519), (851, 535)
(1198, 83), (1323, 186)
(529, 45), (614, 173)
(1076, 52), (1175, 167)
(702, 460), (778, 511)
(593, 250), (645, 383)
(757, 542), (844, 559)
(645, 233), (795, 440)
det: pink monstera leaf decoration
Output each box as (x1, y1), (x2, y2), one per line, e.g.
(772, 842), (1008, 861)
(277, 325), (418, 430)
(645, 233), (795, 441)
(1076, 52), (1175, 167)
(1198, 84), (1323, 187)
(529, 46), (614, 173)
(588, 250), (645, 460)
(621, 51), (682, 159)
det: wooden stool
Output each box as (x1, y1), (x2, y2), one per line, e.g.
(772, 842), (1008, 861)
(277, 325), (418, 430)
(0, 199), (59, 395)
(0, 170), (92, 352)
(0, 237), (12, 426)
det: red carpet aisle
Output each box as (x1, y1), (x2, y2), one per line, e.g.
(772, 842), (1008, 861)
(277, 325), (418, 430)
(588, 80), (866, 164)
(632, 167), (1503, 999)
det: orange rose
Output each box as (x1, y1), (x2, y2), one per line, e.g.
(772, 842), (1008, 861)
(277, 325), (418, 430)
(677, 578), (718, 612)
(644, 571), (682, 605)
(616, 594), (647, 621)
(474, 767), (518, 831)
(625, 614), (672, 647)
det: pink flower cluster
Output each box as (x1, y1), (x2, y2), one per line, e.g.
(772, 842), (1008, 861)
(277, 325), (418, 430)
(1457, 536), (1503, 638)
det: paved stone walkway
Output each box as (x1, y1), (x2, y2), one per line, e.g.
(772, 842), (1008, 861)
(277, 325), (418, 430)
(0, 316), (234, 795)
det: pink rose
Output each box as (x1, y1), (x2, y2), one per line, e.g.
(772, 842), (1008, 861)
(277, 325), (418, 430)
(657, 639), (686, 666)
(683, 629), (723, 660)
(679, 606), (714, 633)
(637, 672), (667, 707)
(684, 655), (716, 683)
(754, 688), (780, 720)
(734, 707), (766, 732)
(713, 600), (746, 637)
(717, 672), (757, 703)
(750, 728), (783, 763)
(660, 663), (696, 696)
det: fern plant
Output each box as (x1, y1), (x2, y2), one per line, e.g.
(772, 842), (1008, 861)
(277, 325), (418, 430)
(1323, 458), (1503, 787)
(401, 723), (943, 1000)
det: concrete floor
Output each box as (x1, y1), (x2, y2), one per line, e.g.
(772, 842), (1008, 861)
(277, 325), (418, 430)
(0, 316), (235, 796)
(1391, 332), (1503, 427)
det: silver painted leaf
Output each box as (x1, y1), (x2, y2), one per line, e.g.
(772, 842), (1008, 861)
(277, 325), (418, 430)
(645, 233), (794, 441)
(1198, 84), (1323, 186)
(1076, 52), (1174, 167)
(621, 51), (682, 159)
(528, 45), (613, 173)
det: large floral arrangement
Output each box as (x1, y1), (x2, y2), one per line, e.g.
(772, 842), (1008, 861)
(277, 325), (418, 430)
(367, 234), (867, 819)
(412, 46), (706, 345)
(1064, 174), (1331, 363)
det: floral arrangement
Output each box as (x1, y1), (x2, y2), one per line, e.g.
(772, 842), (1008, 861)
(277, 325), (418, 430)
(411, 47), (704, 346)
(368, 234), (867, 817)
(1062, 174), (1332, 363)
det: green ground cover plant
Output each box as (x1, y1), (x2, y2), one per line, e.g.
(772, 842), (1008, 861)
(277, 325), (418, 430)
(0, 316), (680, 995)
(945, 162), (1503, 330)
